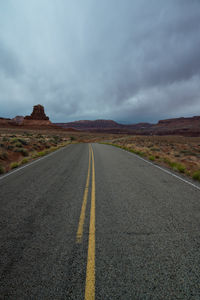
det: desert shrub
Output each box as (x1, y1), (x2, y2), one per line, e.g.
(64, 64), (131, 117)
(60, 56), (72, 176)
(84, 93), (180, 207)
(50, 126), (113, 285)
(32, 153), (39, 158)
(149, 155), (155, 161)
(20, 158), (29, 165)
(10, 162), (19, 169)
(176, 164), (186, 173)
(171, 162), (177, 168)
(37, 151), (46, 157)
(163, 157), (171, 164)
(50, 136), (62, 145)
(180, 150), (194, 155)
(16, 148), (29, 156)
(109, 143), (147, 157)
(53, 135), (60, 141)
(47, 147), (56, 153)
(15, 142), (22, 147)
(18, 138), (28, 145)
(39, 139), (46, 144)
(0, 164), (5, 174)
(163, 158), (186, 173)
(192, 171), (200, 181)
(24, 132), (33, 137)
(150, 148), (160, 151)
(0, 152), (8, 159)
(170, 161), (186, 173)
(133, 149), (145, 157)
(49, 138), (56, 144)
(11, 137), (19, 144)
(7, 145), (14, 150)
(2, 137), (8, 142)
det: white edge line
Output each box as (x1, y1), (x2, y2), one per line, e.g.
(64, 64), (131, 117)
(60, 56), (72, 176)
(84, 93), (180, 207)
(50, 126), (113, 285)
(104, 144), (200, 192)
(0, 144), (72, 181)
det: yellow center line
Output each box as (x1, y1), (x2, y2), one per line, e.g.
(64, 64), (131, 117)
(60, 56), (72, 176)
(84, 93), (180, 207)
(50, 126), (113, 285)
(85, 146), (95, 300)
(76, 144), (91, 243)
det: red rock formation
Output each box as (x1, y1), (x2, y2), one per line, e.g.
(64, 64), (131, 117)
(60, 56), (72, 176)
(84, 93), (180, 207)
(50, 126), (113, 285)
(22, 104), (52, 126)
(157, 116), (200, 128)
(56, 120), (122, 130)
(55, 120), (153, 131)
(24, 104), (49, 120)
(11, 116), (24, 125)
(55, 116), (200, 136)
(0, 117), (11, 126)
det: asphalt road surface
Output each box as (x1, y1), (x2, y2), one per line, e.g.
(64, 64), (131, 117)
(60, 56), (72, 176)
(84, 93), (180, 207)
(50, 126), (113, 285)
(0, 143), (200, 299)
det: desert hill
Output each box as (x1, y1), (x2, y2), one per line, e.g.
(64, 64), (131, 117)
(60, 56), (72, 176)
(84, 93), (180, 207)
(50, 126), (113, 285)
(55, 116), (200, 136)
(56, 119), (124, 129)
(0, 117), (11, 126)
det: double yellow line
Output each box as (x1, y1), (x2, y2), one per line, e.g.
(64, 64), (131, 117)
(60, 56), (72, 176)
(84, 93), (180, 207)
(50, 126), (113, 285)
(76, 144), (96, 300)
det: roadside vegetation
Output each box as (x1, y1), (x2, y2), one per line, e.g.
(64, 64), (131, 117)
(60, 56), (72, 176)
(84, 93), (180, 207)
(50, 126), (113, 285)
(0, 131), (73, 174)
(102, 135), (200, 182)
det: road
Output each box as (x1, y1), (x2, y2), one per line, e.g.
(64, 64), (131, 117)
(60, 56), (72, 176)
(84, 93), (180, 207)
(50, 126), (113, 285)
(0, 143), (200, 299)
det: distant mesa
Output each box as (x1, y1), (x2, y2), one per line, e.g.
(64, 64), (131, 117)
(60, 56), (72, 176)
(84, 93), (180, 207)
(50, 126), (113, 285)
(157, 116), (200, 127)
(55, 119), (154, 131)
(55, 116), (200, 136)
(24, 104), (49, 121)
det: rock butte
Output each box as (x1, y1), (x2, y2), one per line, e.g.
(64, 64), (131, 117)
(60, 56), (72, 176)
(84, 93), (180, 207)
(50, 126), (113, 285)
(23, 104), (52, 126)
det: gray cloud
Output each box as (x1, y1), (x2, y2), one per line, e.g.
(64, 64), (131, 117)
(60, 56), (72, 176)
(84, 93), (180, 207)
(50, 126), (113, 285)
(0, 0), (200, 123)
(0, 42), (22, 77)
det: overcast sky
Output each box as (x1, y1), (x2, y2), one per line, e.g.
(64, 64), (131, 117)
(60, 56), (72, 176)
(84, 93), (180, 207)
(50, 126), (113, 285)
(0, 0), (200, 123)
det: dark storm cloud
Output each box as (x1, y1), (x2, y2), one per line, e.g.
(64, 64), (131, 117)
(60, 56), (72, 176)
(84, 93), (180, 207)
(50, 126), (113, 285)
(0, 0), (200, 122)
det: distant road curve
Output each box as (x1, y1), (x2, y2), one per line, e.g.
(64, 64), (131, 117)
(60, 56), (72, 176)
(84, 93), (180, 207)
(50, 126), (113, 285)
(0, 143), (200, 299)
